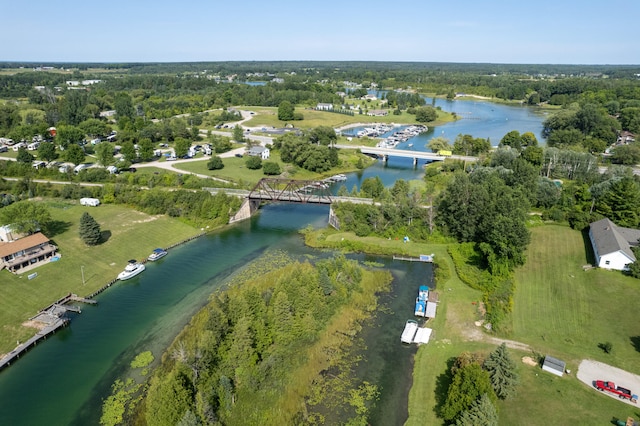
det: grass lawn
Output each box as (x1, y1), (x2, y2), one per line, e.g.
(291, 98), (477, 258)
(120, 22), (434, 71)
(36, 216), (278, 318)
(511, 225), (640, 374)
(174, 150), (375, 186)
(324, 228), (640, 425)
(235, 106), (455, 130)
(0, 201), (201, 354)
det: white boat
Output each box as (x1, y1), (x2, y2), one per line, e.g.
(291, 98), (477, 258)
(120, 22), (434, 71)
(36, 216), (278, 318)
(401, 319), (419, 344)
(147, 248), (168, 262)
(117, 260), (145, 280)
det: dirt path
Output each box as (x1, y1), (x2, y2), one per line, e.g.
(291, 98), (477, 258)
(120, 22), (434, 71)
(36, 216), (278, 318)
(577, 360), (640, 407)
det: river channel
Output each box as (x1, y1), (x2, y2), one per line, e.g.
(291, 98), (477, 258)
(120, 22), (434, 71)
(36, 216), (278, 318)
(0, 99), (546, 426)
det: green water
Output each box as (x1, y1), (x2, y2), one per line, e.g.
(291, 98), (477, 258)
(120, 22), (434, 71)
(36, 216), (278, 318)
(0, 203), (430, 426)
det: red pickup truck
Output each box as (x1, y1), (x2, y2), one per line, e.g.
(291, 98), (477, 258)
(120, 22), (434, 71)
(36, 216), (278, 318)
(595, 380), (638, 403)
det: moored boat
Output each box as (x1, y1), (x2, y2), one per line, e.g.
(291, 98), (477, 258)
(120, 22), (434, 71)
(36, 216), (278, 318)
(401, 319), (419, 344)
(117, 260), (145, 280)
(414, 285), (430, 317)
(147, 248), (168, 262)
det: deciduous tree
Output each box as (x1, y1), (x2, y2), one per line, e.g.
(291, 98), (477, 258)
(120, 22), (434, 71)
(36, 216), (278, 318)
(16, 147), (34, 164)
(207, 156), (224, 170)
(37, 142), (58, 163)
(0, 201), (52, 234)
(63, 144), (86, 166)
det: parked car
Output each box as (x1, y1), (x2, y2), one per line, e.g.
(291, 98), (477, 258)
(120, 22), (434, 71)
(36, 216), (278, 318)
(235, 153), (243, 158)
(0, 146), (8, 153)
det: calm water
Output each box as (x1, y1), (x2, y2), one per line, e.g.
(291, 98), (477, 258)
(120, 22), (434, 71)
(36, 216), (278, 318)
(349, 94), (547, 149)
(0, 98), (544, 425)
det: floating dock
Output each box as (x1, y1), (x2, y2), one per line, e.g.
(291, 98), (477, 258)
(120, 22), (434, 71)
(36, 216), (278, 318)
(393, 253), (434, 263)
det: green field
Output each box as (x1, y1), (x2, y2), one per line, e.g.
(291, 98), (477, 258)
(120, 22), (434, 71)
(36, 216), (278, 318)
(233, 106), (455, 130)
(511, 225), (640, 374)
(0, 202), (200, 354)
(174, 150), (374, 186)
(320, 227), (640, 425)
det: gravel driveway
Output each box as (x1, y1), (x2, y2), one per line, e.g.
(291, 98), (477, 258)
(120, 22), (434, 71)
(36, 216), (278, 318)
(577, 359), (640, 406)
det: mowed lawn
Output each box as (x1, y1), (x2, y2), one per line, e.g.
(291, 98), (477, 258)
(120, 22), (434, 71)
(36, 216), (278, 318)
(512, 225), (640, 374)
(0, 201), (200, 353)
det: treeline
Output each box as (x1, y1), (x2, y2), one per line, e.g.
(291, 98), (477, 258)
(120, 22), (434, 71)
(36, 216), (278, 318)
(1, 167), (241, 227)
(103, 255), (391, 425)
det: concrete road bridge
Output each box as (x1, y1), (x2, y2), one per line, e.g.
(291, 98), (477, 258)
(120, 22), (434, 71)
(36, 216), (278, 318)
(351, 146), (479, 165)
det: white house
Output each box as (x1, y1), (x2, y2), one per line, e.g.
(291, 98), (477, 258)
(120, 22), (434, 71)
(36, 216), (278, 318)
(316, 103), (333, 111)
(588, 218), (640, 271)
(247, 146), (270, 160)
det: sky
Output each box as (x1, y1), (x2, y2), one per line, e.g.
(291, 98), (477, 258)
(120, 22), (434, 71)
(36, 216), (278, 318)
(2, 0), (639, 64)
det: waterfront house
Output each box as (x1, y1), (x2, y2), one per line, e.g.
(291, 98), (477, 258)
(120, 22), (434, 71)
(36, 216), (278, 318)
(588, 218), (640, 271)
(367, 109), (389, 117)
(0, 232), (57, 273)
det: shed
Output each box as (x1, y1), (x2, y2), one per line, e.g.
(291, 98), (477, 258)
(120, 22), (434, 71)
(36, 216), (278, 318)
(542, 355), (566, 377)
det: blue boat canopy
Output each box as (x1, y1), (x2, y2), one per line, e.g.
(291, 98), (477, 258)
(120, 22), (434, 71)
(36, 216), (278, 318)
(152, 248), (165, 253)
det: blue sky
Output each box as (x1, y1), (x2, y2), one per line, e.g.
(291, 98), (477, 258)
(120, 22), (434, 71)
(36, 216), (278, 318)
(2, 0), (638, 64)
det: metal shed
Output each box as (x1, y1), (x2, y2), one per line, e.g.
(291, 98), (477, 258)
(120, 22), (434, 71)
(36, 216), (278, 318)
(542, 355), (566, 377)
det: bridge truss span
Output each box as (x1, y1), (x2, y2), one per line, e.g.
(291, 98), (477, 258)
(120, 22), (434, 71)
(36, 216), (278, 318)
(249, 178), (333, 204)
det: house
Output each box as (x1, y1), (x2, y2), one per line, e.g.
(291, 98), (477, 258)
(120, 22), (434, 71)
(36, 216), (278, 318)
(0, 232), (57, 273)
(589, 218), (640, 271)
(247, 146), (270, 160)
(617, 131), (636, 145)
(316, 103), (333, 111)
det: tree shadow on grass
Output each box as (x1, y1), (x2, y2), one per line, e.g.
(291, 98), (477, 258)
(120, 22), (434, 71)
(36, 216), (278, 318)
(433, 357), (456, 417)
(45, 220), (72, 238)
(630, 336), (640, 353)
(100, 230), (111, 244)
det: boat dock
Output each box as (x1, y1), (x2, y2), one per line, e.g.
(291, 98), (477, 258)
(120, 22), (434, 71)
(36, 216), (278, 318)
(393, 254), (434, 263)
(0, 293), (96, 372)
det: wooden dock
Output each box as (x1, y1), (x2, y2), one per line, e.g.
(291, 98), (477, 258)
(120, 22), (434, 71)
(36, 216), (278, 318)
(0, 293), (98, 372)
(393, 254), (434, 263)
(0, 232), (208, 374)
(0, 316), (69, 371)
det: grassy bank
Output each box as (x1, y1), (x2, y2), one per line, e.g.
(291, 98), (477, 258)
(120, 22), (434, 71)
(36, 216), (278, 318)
(511, 225), (640, 374)
(305, 226), (640, 425)
(0, 201), (201, 353)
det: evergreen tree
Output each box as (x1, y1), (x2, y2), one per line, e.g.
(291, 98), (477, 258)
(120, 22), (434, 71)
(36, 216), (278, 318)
(483, 343), (518, 399)
(455, 394), (499, 426)
(79, 211), (102, 245)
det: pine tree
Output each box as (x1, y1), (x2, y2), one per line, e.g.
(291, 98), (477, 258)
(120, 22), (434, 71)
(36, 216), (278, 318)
(79, 211), (102, 245)
(455, 394), (499, 426)
(484, 343), (518, 399)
